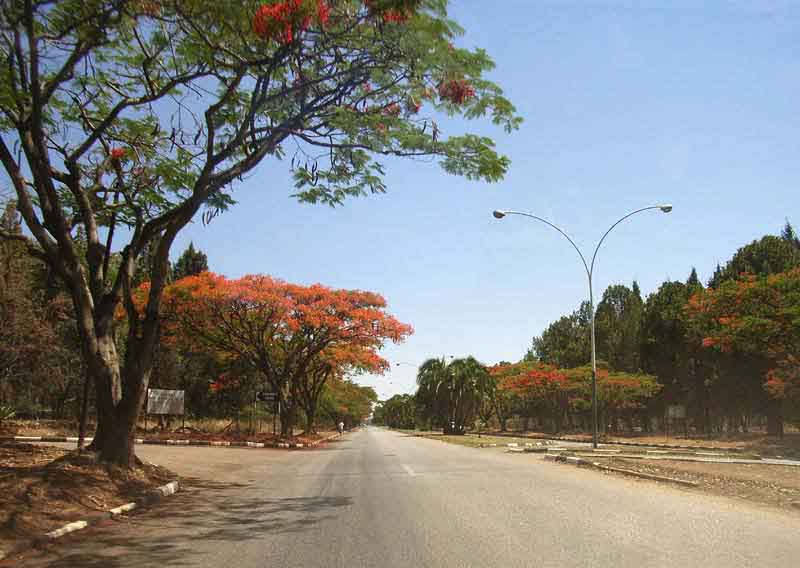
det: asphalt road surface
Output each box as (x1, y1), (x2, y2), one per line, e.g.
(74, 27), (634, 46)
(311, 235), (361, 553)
(11, 427), (799, 567)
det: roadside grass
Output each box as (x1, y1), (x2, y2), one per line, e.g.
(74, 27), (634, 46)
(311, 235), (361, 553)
(399, 430), (542, 449)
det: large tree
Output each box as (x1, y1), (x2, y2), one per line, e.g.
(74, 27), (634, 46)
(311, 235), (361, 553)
(594, 282), (643, 373)
(0, 199), (82, 418)
(687, 269), (800, 436)
(157, 272), (412, 436)
(415, 355), (491, 434)
(0, 0), (519, 465)
(529, 301), (591, 368)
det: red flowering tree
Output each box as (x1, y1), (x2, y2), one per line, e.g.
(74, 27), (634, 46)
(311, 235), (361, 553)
(494, 360), (658, 434)
(686, 269), (800, 435)
(488, 362), (530, 431)
(495, 362), (579, 433)
(157, 272), (412, 436)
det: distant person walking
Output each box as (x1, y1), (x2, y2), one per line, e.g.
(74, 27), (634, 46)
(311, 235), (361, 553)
(338, 421), (345, 436)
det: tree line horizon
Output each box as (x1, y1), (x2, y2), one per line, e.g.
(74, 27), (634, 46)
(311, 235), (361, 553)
(374, 221), (800, 437)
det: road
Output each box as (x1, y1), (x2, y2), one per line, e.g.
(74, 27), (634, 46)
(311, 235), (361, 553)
(11, 427), (799, 567)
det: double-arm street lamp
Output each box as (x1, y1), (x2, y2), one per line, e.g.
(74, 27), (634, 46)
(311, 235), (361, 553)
(492, 204), (673, 448)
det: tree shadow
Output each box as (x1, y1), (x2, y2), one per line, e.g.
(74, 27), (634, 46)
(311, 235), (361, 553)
(30, 478), (353, 567)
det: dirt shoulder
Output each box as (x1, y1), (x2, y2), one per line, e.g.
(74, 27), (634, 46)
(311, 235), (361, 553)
(485, 430), (800, 459)
(1, 420), (337, 447)
(0, 442), (176, 553)
(591, 456), (800, 513)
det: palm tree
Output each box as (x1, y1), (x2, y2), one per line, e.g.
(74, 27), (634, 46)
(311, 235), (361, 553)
(416, 356), (493, 434)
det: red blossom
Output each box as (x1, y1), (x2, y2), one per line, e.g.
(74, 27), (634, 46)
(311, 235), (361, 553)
(364, 0), (415, 24)
(438, 79), (476, 105)
(253, 0), (329, 44)
(137, 0), (161, 17)
(382, 9), (409, 23)
(317, 0), (330, 25)
(110, 148), (126, 160)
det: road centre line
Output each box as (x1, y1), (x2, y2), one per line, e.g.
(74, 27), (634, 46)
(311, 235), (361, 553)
(402, 464), (417, 477)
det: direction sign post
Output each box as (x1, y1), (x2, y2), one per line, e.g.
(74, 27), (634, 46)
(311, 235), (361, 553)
(256, 392), (279, 436)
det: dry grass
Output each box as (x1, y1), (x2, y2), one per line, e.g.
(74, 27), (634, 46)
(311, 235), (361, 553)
(485, 429), (800, 459)
(0, 442), (176, 552)
(592, 456), (800, 513)
(400, 430), (540, 449)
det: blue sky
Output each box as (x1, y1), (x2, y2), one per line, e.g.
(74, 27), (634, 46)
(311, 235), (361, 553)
(170, 1), (800, 399)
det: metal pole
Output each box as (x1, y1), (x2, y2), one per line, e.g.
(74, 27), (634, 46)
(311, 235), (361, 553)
(492, 205), (671, 452)
(77, 368), (90, 451)
(589, 277), (598, 449)
(273, 400), (278, 437)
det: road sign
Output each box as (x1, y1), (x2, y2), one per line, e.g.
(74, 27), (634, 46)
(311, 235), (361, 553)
(147, 389), (185, 415)
(256, 391), (278, 403)
(666, 404), (686, 419)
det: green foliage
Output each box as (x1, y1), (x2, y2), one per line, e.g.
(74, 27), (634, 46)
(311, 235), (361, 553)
(320, 380), (377, 428)
(0, 405), (15, 422)
(640, 280), (694, 403)
(530, 301), (591, 368)
(708, 235), (800, 288)
(594, 282), (643, 373)
(374, 393), (416, 429)
(172, 243), (209, 282)
(415, 355), (493, 434)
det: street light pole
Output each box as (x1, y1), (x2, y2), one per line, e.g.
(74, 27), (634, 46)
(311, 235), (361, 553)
(492, 204), (672, 448)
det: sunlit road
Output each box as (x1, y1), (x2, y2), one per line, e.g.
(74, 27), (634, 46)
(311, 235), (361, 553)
(10, 427), (799, 567)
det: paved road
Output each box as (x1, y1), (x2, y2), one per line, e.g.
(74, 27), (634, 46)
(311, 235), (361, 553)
(11, 427), (799, 567)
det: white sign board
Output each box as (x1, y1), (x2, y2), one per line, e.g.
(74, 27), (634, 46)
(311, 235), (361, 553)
(666, 404), (686, 420)
(147, 389), (185, 415)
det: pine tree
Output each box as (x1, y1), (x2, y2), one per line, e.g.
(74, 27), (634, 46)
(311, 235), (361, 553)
(781, 219), (800, 249)
(686, 267), (700, 289)
(173, 243), (209, 282)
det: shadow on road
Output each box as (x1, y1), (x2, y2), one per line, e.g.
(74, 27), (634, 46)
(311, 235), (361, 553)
(28, 478), (353, 567)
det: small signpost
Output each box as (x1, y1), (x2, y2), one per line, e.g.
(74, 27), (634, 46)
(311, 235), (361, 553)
(665, 404), (687, 438)
(256, 391), (278, 403)
(145, 389), (186, 431)
(256, 391), (279, 435)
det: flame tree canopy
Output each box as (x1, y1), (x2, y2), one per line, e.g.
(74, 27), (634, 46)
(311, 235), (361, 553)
(686, 269), (800, 406)
(148, 272), (412, 435)
(492, 360), (659, 433)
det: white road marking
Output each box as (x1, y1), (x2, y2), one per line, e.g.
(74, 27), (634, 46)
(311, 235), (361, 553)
(402, 464), (417, 477)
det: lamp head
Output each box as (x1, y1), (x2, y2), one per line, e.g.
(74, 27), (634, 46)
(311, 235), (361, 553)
(492, 210), (506, 219)
(659, 204), (673, 213)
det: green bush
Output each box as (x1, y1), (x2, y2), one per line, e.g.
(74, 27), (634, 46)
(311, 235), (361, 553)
(0, 405), (15, 421)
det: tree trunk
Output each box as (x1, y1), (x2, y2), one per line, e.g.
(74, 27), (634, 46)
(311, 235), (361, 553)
(305, 407), (316, 435)
(766, 399), (784, 438)
(84, 331), (123, 455)
(280, 401), (296, 438)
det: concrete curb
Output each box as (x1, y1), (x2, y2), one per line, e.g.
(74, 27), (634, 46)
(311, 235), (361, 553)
(0, 433), (345, 451)
(0, 480), (180, 562)
(544, 453), (699, 488)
